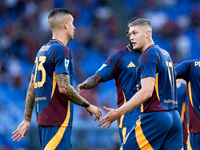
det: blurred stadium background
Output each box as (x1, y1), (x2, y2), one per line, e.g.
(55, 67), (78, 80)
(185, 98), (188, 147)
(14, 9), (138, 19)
(0, 0), (200, 149)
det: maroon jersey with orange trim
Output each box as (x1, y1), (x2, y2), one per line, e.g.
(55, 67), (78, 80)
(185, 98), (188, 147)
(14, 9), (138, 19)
(32, 39), (74, 127)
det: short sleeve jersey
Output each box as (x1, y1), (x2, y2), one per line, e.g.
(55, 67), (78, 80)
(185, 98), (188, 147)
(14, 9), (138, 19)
(175, 59), (200, 133)
(96, 45), (141, 128)
(137, 45), (177, 113)
(32, 39), (74, 127)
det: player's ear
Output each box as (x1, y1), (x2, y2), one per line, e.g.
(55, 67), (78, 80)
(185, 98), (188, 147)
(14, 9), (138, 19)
(125, 29), (129, 37)
(63, 21), (68, 29)
(146, 30), (151, 39)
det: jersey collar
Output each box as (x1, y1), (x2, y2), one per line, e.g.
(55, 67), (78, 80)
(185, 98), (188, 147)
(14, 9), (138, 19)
(50, 39), (65, 46)
(127, 44), (132, 52)
(144, 44), (157, 52)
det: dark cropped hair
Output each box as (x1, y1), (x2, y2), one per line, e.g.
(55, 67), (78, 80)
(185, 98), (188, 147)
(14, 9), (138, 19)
(48, 8), (72, 20)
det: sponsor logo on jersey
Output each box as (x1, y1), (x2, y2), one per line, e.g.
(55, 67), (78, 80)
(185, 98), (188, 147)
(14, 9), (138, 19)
(164, 99), (178, 104)
(127, 62), (135, 68)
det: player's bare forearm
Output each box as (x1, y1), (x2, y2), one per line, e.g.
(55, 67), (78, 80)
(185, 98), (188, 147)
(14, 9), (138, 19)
(57, 73), (88, 106)
(57, 74), (102, 120)
(24, 75), (35, 122)
(98, 78), (155, 129)
(118, 77), (155, 114)
(83, 74), (102, 89)
(117, 87), (150, 115)
(76, 74), (102, 93)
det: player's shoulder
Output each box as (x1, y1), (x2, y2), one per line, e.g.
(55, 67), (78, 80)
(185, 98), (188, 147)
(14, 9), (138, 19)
(48, 39), (69, 50)
(139, 45), (159, 63)
(192, 59), (200, 66)
(113, 45), (129, 56)
(106, 45), (129, 63)
(178, 59), (194, 68)
(142, 45), (156, 55)
(49, 41), (70, 58)
(148, 45), (169, 56)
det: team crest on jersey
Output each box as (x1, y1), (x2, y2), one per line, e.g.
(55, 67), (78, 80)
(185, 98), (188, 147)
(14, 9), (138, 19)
(98, 63), (107, 71)
(65, 59), (69, 71)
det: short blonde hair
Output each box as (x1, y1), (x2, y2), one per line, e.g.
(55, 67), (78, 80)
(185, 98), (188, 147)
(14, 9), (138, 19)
(128, 18), (152, 31)
(48, 8), (72, 30)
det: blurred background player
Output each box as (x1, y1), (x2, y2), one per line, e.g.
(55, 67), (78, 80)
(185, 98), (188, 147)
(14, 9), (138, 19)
(176, 78), (189, 150)
(175, 59), (200, 150)
(99, 18), (183, 150)
(76, 17), (142, 143)
(12, 8), (102, 150)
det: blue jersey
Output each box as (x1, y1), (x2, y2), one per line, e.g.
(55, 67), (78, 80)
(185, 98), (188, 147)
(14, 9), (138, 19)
(137, 45), (177, 113)
(32, 39), (74, 127)
(176, 79), (188, 144)
(177, 80), (188, 116)
(175, 59), (200, 134)
(96, 45), (141, 128)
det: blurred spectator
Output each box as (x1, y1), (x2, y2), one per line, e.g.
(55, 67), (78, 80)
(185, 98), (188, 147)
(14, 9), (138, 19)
(8, 56), (23, 87)
(0, 59), (7, 84)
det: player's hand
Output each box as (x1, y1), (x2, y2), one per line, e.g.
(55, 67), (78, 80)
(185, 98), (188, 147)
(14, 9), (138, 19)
(76, 83), (87, 93)
(86, 104), (102, 121)
(12, 120), (31, 142)
(98, 106), (119, 129)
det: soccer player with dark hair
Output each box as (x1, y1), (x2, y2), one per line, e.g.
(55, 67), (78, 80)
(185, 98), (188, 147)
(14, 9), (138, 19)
(76, 17), (142, 143)
(12, 8), (102, 150)
(98, 18), (183, 149)
(175, 59), (200, 150)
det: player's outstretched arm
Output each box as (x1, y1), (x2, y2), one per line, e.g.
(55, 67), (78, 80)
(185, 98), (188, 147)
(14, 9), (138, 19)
(98, 77), (155, 129)
(57, 73), (102, 120)
(98, 106), (119, 129)
(76, 74), (102, 93)
(12, 75), (35, 142)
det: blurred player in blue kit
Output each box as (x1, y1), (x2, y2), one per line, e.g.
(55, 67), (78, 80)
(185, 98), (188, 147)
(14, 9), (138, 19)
(176, 79), (189, 150)
(98, 18), (183, 149)
(77, 17), (142, 143)
(12, 8), (102, 150)
(175, 59), (200, 150)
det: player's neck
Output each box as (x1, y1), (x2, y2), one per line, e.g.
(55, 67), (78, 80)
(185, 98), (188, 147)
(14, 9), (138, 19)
(52, 31), (69, 46)
(142, 39), (154, 52)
